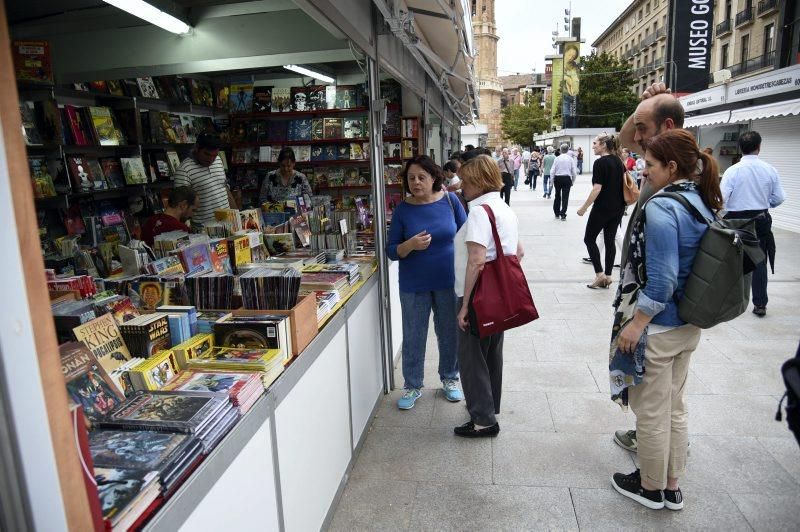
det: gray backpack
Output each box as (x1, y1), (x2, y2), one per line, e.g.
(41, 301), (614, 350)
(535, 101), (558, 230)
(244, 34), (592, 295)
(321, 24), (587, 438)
(660, 192), (765, 329)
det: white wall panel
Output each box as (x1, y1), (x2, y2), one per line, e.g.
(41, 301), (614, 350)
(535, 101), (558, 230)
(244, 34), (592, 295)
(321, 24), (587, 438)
(346, 284), (383, 446)
(275, 327), (351, 531)
(389, 261), (403, 363)
(179, 421), (278, 532)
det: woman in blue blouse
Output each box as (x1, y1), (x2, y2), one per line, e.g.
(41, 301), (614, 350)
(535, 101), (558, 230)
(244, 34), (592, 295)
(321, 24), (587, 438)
(387, 156), (467, 410)
(609, 129), (723, 511)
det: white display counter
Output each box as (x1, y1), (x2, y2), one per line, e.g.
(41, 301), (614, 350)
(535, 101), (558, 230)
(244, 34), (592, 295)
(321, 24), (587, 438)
(143, 272), (386, 531)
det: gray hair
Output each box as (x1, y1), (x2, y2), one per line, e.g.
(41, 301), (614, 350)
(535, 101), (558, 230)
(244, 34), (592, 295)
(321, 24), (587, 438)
(546, 146), (554, 154)
(559, 143), (569, 154)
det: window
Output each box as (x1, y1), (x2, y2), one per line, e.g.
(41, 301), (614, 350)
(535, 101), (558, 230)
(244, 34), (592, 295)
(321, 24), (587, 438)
(764, 23), (775, 54)
(721, 43), (729, 68)
(646, 2), (651, 15)
(638, 9), (643, 22)
(725, 0), (732, 20)
(740, 34), (750, 62)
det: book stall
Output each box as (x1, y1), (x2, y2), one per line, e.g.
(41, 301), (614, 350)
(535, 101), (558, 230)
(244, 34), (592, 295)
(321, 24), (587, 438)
(0, 1), (474, 530)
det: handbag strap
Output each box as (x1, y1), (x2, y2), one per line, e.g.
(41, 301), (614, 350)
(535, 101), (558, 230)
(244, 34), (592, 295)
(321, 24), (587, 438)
(480, 204), (505, 258)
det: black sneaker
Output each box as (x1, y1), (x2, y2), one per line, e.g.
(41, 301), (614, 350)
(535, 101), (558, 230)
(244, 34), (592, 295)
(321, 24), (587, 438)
(454, 421), (500, 438)
(664, 488), (684, 511)
(582, 257), (592, 264)
(753, 306), (767, 317)
(560, 215), (567, 221)
(611, 469), (665, 510)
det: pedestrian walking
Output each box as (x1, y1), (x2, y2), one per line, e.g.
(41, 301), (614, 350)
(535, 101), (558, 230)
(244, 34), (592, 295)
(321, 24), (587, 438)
(452, 154), (522, 438)
(511, 147), (522, 191)
(577, 133), (626, 289)
(550, 143), (577, 220)
(610, 129), (723, 511)
(576, 147), (584, 174)
(386, 156), (467, 410)
(497, 148), (515, 205)
(542, 146), (556, 198)
(527, 149), (540, 190)
(721, 131), (785, 317)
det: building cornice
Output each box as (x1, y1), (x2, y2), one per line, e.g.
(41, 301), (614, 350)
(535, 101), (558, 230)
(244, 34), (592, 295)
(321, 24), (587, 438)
(591, 0), (640, 48)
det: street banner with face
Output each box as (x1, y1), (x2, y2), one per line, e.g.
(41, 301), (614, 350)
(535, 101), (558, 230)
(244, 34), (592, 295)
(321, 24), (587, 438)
(550, 55), (563, 130)
(562, 41), (580, 128)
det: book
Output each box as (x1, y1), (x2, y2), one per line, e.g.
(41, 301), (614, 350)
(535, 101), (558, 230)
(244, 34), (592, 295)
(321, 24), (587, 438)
(190, 79), (214, 107)
(107, 80), (125, 96)
(33, 99), (62, 144)
(127, 348), (179, 390)
(120, 157), (148, 185)
(271, 87), (291, 112)
(89, 429), (192, 473)
(229, 79), (254, 113)
(322, 118), (343, 139)
(119, 312), (171, 358)
(294, 145), (311, 162)
(73, 313), (133, 378)
(252, 86), (272, 112)
(311, 118), (324, 140)
(350, 143), (365, 160)
(344, 117), (365, 139)
(179, 243), (214, 276)
(100, 390), (229, 433)
(94, 467), (160, 529)
(335, 86), (358, 109)
(12, 40), (53, 84)
(171, 333), (214, 367)
(289, 118), (312, 141)
(84, 158), (108, 190)
(63, 105), (91, 145)
(215, 82), (230, 110)
(99, 157), (126, 189)
(307, 85), (327, 110)
(28, 157), (56, 198)
(89, 107), (122, 146)
(136, 77), (160, 99)
(19, 101), (42, 145)
(60, 341), (125, 419)
(291, 86), (308, 111)
(166, 151), (182, 174)
(264, 233), (295, 254)
(67, 155), (94, 192)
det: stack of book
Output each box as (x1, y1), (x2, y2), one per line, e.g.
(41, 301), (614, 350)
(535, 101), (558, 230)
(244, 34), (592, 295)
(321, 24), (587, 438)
(185, 274), (235, 310)
(195, 312), (231, 334)
(93, 467), (161, 531)
(99, 390), (238, 453)
(300, 271), (352, 301)
(127, 349), (180, 391)
(89, 429), (204, 496)
(119, 313), (171, 358)
(187, 347), (285, 388)
(238, 267), (302, 310)
(164, 370), (264, 414)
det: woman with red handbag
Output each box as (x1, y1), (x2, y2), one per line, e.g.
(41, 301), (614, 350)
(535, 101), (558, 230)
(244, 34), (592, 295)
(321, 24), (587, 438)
(453, 155), (528, 438)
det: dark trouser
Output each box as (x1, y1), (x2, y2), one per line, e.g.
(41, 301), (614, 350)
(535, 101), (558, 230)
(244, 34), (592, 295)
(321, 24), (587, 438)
(726, 210), (771, 307)
(584, 209), (624, 276)
(552, 175), (572, 216)
(456, 297), (504, 426)
(529, 170), (538, 189)
(500, 182), (512, 205)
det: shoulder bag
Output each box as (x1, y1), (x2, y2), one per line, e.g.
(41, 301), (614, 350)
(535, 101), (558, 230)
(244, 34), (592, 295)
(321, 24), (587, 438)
(467, 204), (538, 337)
(623, 171), (639, 205)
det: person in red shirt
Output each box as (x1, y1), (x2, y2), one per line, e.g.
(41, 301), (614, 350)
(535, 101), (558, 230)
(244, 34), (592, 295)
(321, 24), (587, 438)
(621, 148), (636, 172)
(141, 187), (198, 246)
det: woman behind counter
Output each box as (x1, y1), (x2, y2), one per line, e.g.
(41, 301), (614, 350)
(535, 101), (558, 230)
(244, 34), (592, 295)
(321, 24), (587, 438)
(453, 155), (523, 438)
(258, 147), (312, 204)
(386, 156), (467, 410)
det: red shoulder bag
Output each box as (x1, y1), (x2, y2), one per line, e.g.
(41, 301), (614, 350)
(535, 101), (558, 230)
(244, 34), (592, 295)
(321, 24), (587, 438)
(467, 204), (539, 337)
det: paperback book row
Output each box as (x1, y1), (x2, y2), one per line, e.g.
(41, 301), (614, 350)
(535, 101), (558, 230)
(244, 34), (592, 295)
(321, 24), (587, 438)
(230, 115), (367, 143)
(231, 141), (369, 165)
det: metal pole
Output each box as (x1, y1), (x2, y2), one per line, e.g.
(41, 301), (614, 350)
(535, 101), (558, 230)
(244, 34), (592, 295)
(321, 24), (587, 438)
(366, 54), (395, 394)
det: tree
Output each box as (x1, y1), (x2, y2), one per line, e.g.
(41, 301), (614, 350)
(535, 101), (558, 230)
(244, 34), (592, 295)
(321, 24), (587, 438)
(576, 52), (640, 131)
(500, 103), (549, 147)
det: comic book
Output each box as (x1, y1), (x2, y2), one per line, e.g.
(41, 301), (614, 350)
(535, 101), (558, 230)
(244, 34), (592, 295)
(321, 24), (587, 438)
(99, 390), (229, 433)
(60, 341), (125, 419)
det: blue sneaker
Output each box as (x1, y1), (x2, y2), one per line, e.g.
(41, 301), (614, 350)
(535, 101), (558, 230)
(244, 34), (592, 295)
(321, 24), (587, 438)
(442, 379), (464, 402)
(397, 388), (422, 410)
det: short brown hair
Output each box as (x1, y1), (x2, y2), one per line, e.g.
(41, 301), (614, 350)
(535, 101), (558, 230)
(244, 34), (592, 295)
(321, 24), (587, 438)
(458, 155), (503, 194)
(400, 156), (444, 194)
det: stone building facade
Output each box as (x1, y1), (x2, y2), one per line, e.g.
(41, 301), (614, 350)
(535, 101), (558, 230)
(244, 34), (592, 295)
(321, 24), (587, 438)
(472, 0), (503, 149)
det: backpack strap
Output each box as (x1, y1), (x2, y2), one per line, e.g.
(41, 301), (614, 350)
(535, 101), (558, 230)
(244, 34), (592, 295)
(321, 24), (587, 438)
(655, 191), (711, 226)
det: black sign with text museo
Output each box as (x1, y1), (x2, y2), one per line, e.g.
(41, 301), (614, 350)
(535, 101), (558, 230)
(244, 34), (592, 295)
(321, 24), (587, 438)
(667, 0), (715, 94)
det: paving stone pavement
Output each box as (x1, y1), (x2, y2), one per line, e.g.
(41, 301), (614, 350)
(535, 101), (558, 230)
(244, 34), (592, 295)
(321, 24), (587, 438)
(330, 180), (800, 531)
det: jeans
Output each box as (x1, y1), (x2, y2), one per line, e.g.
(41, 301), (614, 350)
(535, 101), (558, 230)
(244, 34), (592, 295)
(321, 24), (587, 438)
(584, 210), (624, 275)
(552, 175), (572, 216)
(399, 289), (459, 390)
(577, 161), (583, 174)
(513, 169), (520, 190)
(726, 210), (771, 307)
(528, 169), (538, 189)
(542, 175), (551, 196)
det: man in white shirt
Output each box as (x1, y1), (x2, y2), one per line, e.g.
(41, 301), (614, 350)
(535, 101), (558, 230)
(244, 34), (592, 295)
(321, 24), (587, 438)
(173, 133), (235, 228)
(550, 143), (578, 220)
(721, 131), (786, 317)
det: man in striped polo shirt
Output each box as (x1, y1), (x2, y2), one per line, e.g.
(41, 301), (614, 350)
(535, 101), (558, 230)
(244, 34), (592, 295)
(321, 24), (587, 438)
(173, 133), (235, 228)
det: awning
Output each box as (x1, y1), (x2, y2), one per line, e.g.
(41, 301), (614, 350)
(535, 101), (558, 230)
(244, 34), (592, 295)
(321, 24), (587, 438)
(729, 98), (800, 122)
(684, 110), (731, 128)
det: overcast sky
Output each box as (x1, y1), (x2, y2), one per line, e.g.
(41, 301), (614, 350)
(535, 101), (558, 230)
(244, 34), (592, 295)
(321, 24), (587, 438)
(494, 0), (633, 76)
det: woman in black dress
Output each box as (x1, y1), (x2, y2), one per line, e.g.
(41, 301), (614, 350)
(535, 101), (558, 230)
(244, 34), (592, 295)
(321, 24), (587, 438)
(577, 133), (626, 289)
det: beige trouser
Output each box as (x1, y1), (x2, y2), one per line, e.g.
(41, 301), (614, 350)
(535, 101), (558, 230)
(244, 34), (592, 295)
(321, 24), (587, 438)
(628, 325), (702, 489)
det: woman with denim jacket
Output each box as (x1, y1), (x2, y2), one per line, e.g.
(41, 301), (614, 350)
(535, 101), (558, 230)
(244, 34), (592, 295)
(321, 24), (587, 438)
(609, 129), (723, 511)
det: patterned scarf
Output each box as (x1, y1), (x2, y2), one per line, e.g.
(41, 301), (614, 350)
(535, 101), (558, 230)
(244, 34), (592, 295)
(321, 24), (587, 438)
(609, 181), (698, 408)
